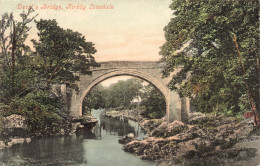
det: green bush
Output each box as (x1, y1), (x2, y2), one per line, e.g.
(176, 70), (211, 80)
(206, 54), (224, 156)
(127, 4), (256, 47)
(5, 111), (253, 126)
(3, 90), (63, 135)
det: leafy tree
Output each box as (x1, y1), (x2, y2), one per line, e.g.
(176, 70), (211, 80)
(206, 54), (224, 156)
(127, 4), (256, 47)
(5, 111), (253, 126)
(0, 9), (37, 99)
(140, 85), (166, 119)
(0, 8), (37, 68)
(83, 84), (107, 114)
(0, 11), (99, 135)
(105, 78), (143, 109)
(32, 19), (98, 89)
(160, 0), (259, 123)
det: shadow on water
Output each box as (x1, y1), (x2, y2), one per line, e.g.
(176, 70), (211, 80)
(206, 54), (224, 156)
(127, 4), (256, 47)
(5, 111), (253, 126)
(0, 109), (153, 166)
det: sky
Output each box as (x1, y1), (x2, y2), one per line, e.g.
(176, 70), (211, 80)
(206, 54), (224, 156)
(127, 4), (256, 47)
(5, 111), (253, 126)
(0, 0), (172, 62)
(0, 0), (172, 86)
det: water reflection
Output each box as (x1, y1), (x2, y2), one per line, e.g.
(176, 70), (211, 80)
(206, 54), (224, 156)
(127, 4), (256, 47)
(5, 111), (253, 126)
(0, 136), (86, 165)
(0, 109), (153, 166)
(93, 110), (144, 139)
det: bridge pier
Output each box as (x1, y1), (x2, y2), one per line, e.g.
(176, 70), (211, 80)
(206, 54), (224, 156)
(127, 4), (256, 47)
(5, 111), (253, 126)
(168, 90), (181, 122)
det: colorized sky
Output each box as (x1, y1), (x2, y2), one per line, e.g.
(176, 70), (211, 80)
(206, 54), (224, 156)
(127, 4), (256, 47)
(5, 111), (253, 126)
(0, 0), (172, 62)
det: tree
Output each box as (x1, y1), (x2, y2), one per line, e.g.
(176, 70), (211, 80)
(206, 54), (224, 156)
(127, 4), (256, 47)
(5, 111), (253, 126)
(160, 0), (259, 124)
(140, 85), (166, 119)
(0, 8), (37, 68)
(105, 78), (143, 109)
(0, 12), (100, 135)
(32, 19), (99, 89)
(83, 84), (106, 114)
(0, 9), (38, 102)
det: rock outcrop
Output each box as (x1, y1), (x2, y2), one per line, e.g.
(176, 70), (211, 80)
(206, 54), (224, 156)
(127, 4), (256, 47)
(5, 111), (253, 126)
(1, 114), (30, 139)
(123, 115), (254, 164)
(119, 133), (136, 144)
(72, 115), (98, 133)
(0, 114), (32, 149)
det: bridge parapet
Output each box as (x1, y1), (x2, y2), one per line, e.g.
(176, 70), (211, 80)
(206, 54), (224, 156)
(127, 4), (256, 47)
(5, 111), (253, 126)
(92, 61), (162, 69)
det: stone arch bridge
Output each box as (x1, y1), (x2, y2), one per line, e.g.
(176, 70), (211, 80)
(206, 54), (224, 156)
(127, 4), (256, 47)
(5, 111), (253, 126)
(67, 61), (190, 122)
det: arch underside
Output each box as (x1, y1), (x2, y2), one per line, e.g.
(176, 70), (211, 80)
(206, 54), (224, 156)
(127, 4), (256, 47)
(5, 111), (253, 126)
(78, 69), (170, 118)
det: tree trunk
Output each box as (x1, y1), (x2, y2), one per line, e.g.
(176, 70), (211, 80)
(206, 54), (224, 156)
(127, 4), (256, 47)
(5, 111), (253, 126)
(257, 56), (260, 118)
(232, 33), (260, 126)
(11, 20), (16, 89)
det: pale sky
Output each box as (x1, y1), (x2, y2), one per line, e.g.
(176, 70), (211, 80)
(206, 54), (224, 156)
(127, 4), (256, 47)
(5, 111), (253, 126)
(0, 0), (172, 62)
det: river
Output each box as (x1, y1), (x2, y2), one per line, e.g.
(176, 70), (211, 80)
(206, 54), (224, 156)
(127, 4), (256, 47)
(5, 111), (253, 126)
(0, 109), (155, 166)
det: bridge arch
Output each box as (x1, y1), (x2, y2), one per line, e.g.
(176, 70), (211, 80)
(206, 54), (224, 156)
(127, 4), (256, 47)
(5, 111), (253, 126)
(69, 61), (189, 122)
(78, 69), (170, 118)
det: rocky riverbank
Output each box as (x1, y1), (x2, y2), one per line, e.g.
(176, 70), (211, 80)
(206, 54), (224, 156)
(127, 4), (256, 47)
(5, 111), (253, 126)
(0, 114), (98, 149)
(0, 114), (32, 149)
(115, 112), (257, 165)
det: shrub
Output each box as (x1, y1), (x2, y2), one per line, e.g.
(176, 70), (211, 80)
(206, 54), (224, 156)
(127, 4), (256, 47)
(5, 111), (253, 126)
(3, 90), (63, 135)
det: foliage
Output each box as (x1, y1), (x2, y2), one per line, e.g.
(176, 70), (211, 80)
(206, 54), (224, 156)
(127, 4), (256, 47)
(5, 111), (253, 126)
(160, 0), (259, 116)
(32, 19), (99, 89)
(83, 78), (143, 114)
(0, 8), (36, 69)
(0, 10), (98, 135)
(0, 67), (38, 103)
(140, 85), (166, 119)
(0, 9), (38, 100)
(83, 78), (166, 119)
(2, 90), (63, 135)
(105, 79), (143, 109)
(83, 84), (106, 114)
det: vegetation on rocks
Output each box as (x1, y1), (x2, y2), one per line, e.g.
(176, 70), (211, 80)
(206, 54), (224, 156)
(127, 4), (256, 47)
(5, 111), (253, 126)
(123, 114), (254, 164)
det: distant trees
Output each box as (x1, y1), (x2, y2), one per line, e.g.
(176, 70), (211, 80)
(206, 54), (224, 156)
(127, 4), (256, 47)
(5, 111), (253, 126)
(83, 78), (166, 119)
(83, 78), (143, 114)
(160, 0), (259, 123)
(83, 84), (107, 113)
(104, 79), (143, 109)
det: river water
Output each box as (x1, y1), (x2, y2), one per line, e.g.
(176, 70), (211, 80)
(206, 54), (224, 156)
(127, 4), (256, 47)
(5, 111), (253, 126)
(0, 109), (154, 166)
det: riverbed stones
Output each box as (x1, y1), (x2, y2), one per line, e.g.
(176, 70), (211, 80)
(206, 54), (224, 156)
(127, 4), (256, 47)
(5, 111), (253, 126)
(123, 140), (151, 155)
(119, 133), (136, 144)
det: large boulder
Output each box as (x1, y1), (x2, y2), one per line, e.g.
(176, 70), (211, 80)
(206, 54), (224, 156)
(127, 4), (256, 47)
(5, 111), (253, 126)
(151, 121), (188, 138)
(1, 114), (30, 138)
(123, 140), (151, 155)
(140, 119), (162, 134)
(72, 116), (98, 133)
(119, 133), (136, 144)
